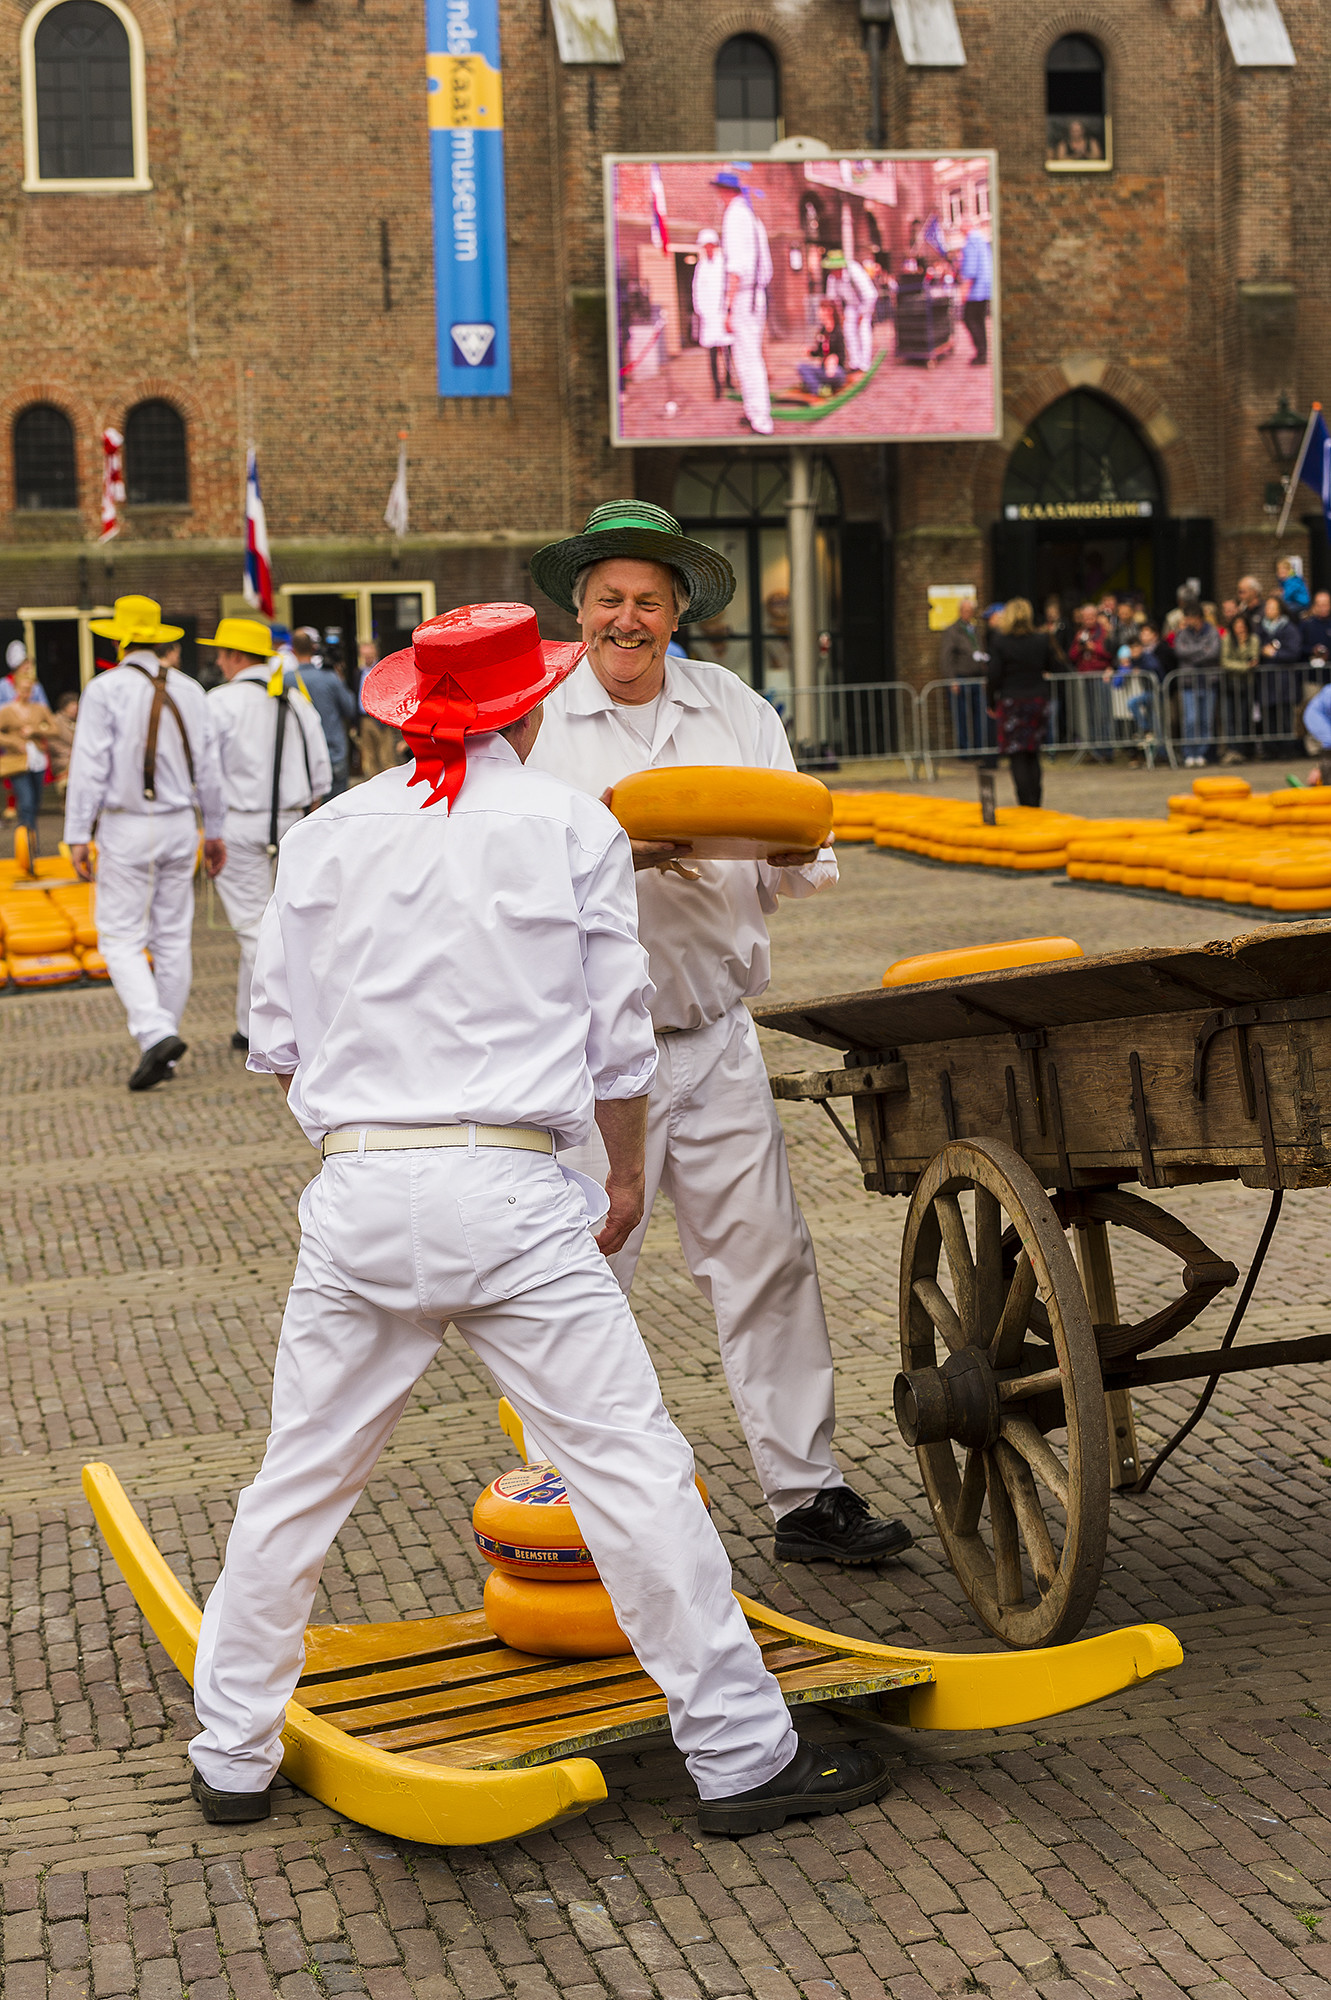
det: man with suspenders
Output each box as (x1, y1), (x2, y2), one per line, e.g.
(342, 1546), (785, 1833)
(65, 596), (227, 1092)
(201, 618), (331, 1050)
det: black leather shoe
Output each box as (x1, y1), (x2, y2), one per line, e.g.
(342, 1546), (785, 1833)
(128, 1035), (187, 1092)
(191, 1767), (271, 1824)
(774, 1487), (913, 1565)
(697, 1736), (891, 1836)
(230, 1031), (249, 1051)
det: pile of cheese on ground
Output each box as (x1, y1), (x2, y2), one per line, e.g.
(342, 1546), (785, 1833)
(1066, 775), (1331, 911)
(0, 850), (107, 987)
(831, 792), (1085, 870)
(832, 774), (1331, 908)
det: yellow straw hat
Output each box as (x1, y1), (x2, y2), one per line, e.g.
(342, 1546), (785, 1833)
(88, 595), (185, 649)
(198, 616), (275, 658)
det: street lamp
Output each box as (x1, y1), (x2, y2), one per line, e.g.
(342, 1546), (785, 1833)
(1257, 394), (1308, 514)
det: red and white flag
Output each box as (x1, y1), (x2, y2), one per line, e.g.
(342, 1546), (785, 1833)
(243, 445), (274, 617)
(99, 428), (124, 543)
(649, 164), (670, 256)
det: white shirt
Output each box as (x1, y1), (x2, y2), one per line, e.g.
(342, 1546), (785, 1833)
(63, 650), (226, 844)
(529, 658), (837, 1033)
(247, 735), (658, 1149)
(208, 665), (333, 817)
(721, 197), (773, 294)
(692, 252), (729, 345)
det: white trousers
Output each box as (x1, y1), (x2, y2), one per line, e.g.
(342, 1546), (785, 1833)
(578, 1006), (841, 1521)
(213, 810), (298, 1035)
(93, 809), (197, 1052)
(844, 305), (874, 373)
(189, 1147), (796, 1800)
(730, 294), (772, 434)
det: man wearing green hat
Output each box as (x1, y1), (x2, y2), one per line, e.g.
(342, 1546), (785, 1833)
(529, 504), (913, 1567)
(65, 595), (227, 1091)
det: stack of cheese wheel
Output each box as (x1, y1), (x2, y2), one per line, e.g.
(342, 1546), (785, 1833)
(607, 766), (833, 859)
(48, 882), (108, 978)
(0, 879), (81, 987)
(829, 791), (908, 843)
(871, 796), (1085, 871)
(1064, 777), (1331, 911)
(473, 1461), (709, 1658)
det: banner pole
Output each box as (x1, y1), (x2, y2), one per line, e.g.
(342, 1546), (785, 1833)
(1275, 403), (1320, 539)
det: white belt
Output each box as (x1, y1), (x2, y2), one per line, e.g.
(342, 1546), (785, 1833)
(320, 1123), (553, 1162)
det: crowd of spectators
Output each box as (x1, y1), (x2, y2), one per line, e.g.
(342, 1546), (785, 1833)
(946, 560), (1331, 774)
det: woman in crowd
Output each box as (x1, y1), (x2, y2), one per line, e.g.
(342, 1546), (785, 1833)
(46, 690), (79, 793)
(0, 661), (54, 837)
(1219, 611), (1260, 763)
(986, 597), (1056, 808)
(797, 298), (847, 399)
(1257, 591), (1303, 760)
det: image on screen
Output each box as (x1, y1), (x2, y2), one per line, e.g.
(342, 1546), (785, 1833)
(605, 151), (999, 448)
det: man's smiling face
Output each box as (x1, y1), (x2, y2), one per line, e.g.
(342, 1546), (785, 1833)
(578, 558), (681, 705)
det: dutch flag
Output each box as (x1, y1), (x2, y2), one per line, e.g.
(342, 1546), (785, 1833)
(243, 446), (274, 617)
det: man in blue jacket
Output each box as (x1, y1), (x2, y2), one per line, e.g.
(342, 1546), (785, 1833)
(292, 629), (357, 794)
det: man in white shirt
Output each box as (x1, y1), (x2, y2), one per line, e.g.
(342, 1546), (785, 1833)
(823, 251), (878, 373)
(187, 601), (889, 1837)
(65, 596), (227, 1092)
(200, 617), (331, 1050)
(691, 229), (733, 400)
(529, 506), (913, 1568)
(714, 171), (774, 436)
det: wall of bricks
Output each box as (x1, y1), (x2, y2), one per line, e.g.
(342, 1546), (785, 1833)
(0, 0), (1326, 682)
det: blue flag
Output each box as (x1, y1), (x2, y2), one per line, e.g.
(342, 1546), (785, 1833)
(922, 213), (950, 259)
(1296, 408), (1331, 543)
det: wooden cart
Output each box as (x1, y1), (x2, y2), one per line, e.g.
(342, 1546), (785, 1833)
(756, 923), (1331, 1649)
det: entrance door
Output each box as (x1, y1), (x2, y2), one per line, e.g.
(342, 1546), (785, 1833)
(33, 620), (81, 707)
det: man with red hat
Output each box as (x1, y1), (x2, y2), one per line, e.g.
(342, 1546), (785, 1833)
(187, 601), (890, 1837)
(529, 505), (913, 1569)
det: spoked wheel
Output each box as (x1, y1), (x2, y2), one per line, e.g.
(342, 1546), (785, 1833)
(896, 1138), (1109, 1648)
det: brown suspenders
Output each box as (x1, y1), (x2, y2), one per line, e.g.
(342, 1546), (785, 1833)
(123, 661), (196, 802)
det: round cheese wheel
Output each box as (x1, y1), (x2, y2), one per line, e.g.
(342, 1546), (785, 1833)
(8, 952), (82, 986)
(607, 766), (833, 859)
(79, 947), (110, 979)
(473, 1462), (710, 1581)
(483, 1571), (632, 1659)
(1191, 775), (1251, 799)
(882, 937), (1083, 989)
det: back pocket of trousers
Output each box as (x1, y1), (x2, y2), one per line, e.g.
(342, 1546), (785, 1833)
(458, 1177), (585, 1298)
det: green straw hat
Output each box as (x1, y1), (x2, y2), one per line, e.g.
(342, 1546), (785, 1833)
(530, 501), (736, 623)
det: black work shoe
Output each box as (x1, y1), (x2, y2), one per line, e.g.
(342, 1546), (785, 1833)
(774, 1487), (914, 1565)
(230, 1031), (249, 1051)
(128, 1035), (187, 1092)
(190, 1766), (271, 1824)
(697, 1736), (892, 1836)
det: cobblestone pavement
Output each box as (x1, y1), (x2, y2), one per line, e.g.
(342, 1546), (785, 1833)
(4, 807), (1331, 2000)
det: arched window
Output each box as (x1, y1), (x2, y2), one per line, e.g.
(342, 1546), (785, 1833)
(1045, 34), (1109, 171)
(14, 405), (78, 511)
(1002, 392), (1160, 515)
(714, 36), (780, 153)
(124, 400), (188, 505)
(22, 0), (151, 191)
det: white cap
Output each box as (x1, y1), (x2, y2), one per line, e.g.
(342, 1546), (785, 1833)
(5, 640), (26, 669)
(696, 229), (720, 247)
(296, 625), (321, 643)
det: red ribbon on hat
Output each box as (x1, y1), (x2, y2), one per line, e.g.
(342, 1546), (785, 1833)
(401, 674), (478, 811)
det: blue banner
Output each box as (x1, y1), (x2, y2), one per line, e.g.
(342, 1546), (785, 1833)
(426, 0), (511, 396)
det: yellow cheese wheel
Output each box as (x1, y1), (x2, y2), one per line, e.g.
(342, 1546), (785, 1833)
(483, 1570), (632, 1659)
(79, 947), (110, 979)
(607, 766), (833, 859)
(473, 1462), (710, 1581)
(883, 937), (1083, 987)
(1191, 775), (1251, 799)
(8, 952), (82, 986)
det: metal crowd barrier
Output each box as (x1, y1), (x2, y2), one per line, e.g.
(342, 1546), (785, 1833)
(780, 665), (1331, 776)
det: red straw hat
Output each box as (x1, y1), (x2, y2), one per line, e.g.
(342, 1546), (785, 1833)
(363, 602), (585, 811)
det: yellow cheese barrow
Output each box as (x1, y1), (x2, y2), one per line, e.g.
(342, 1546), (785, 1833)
(82, 1422), (1179, 1849)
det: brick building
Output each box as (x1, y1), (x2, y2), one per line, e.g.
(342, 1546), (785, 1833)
(0, 0), (1325, 708)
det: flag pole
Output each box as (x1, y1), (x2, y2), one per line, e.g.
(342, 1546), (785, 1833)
(1275, 402), (1321, 539)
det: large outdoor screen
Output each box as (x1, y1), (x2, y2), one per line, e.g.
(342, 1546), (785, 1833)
(604, 151), (999, 448)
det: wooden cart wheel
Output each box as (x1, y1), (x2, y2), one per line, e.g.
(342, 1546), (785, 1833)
(896, 1138), (1109, 1648)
